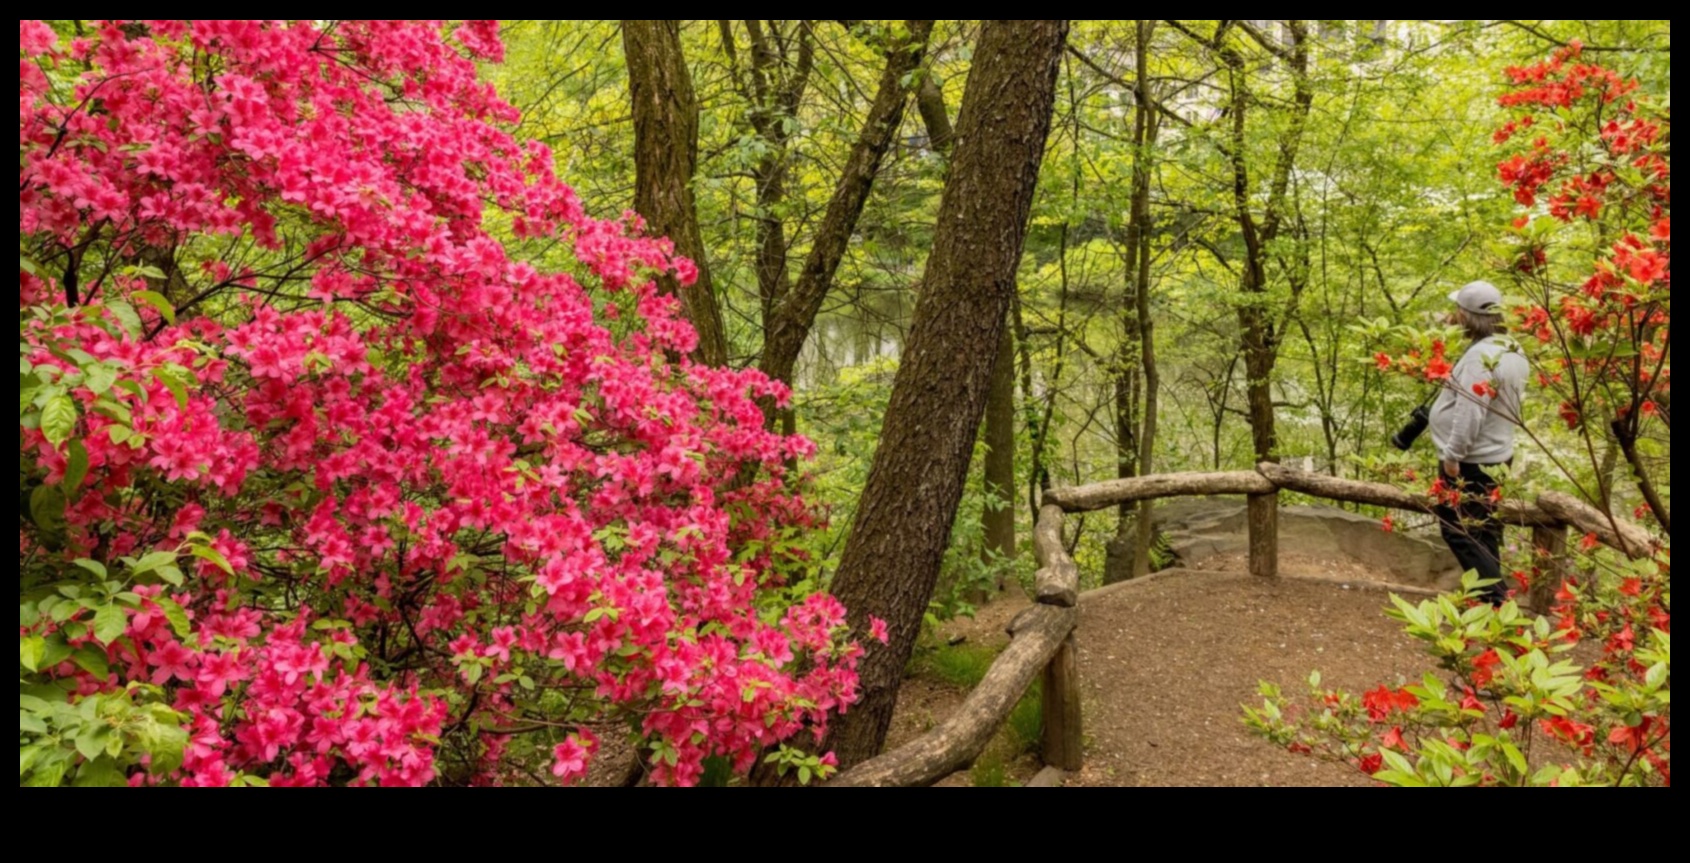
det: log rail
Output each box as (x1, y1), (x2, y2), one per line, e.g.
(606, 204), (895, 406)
(828, 463), (1660, 787)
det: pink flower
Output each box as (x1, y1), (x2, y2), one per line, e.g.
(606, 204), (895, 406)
(551, 737), (590, 784)
(869, 617), (890, 645)
(16, 18), (860, 789)
(149, 639), (198, 685)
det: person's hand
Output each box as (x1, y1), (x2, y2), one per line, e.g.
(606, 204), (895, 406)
(1442, 459), (1460, 479)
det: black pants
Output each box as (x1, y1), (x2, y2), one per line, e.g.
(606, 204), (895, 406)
(1435, 462), (1506, 604)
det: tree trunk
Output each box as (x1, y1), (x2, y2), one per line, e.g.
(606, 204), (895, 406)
(826, 19), (1069, 769)
(622, 20), (730, 367)
(757, 21), (935, 402)
(1129, 20), (1162, 580)
(982, 323), (1017, 573)
(1218, 21), (1312, 579)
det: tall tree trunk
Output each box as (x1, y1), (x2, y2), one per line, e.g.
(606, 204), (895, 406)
(982, 323), (1016, 572)
(622, 20), (730, 367)
(757, 21), (935, 409)
(1130, 20), (1163, 579)
(827, 19), (1069, 769)
(1103, 19), (1162, 584)
(928, 65), (1012, 577)
(1217, 21), (1312, 578)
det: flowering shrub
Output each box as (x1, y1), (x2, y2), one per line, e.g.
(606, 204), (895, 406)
(19, 20), (869, 787)
(1247, 44), (1669, 787)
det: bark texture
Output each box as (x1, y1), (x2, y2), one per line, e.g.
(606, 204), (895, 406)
(826, 20), (1069, 768)
(983, 324), (1018, 568)
(622, 20), (730, 367)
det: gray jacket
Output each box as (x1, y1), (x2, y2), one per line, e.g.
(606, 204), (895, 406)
(1429, 335), (1529, 466)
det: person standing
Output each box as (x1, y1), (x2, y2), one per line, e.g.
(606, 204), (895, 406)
(1430, 281), (1530, 605)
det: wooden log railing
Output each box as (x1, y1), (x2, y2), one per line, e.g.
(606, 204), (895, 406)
(828, 463), (1661, 787)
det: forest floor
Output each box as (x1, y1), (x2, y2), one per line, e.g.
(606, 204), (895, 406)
(887, 564), (1450, 787)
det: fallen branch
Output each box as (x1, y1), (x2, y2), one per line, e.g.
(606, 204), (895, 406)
(1033, 504), (1078, 607)
(1535, 490), (1660, 560)
(1043, 471), (1274, 513)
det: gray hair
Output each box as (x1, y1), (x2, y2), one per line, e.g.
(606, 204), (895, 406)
(1461, 309), (1504, 341)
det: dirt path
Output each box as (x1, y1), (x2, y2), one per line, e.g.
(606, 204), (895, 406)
(882, 568), (1448, 786)
(1071, 570), (1438, 786)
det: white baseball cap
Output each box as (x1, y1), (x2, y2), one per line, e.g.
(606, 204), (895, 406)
(1448, 280), (1503, 314)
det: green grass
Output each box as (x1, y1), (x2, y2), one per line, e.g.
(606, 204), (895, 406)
(913, 642), (998, 689)
(915, 642), (1048, 786)
(1007, 686), (1043, 752)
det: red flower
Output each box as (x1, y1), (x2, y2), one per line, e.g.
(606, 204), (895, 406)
(1363, 686), (1419, 722)
(1358, 753), (1383, 775)
(1472, 649), (1501, 688)
(1625, 249), (1669, 284)
(1459, 688), (1485, 713)
(1375, 352), (1392, 371)
(1559, 402), (1583, 429)
(1380, 726), (1406, 752)
(1541, 717), (1597, 755)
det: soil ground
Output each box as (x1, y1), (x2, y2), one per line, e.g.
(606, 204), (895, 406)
(886, 567), (1447, 787)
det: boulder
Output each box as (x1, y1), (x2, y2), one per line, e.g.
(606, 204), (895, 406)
(1147, 497), (1463, 590)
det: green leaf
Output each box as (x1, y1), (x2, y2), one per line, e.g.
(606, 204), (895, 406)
(133, 290), (175, 325)
(61, 439), (89, 494)
(1645, 661), (1667, 691)
(22, 756), (67, 787)
(1501, 741), (1529, 776)
(156, 564), (184, 587)
(191, 544), (234, 576)
(29, 484), (66, 534)
(20, 635), (46, 672)
(74, 558), (108, 580)
(39, 635), (73, 670)
(154, 365), (191, 409)
(128, 550), (180, 578)
(19, 374), (39, 418)
(154, 598), (191, 639)
(71, 645), (110, 678)
(92, 604), (128, 645)
(104, 301), (142, 338)
(75, 725), (112, 761)
(84, 363), (118, 396)
(41, 394), (77, 446)
(73, 756), (127, 787)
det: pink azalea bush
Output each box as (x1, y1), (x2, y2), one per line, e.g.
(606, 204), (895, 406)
(19, 19), (865, 787)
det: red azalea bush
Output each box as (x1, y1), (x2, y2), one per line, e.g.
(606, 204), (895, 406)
(1247, 43), (1669, 787)
(19, 19), (870, 787)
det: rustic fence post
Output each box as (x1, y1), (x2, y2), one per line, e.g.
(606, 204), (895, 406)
(1529, 524), (1569, 612)
(1040, 632), (1082, 772)
(1247, 492), (1278, 578)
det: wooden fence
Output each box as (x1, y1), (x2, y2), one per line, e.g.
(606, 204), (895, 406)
(828, 462), (1659, 787)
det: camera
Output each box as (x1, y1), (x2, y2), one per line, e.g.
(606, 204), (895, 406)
(1391, 404), (1432, 451)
